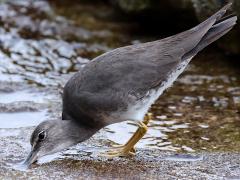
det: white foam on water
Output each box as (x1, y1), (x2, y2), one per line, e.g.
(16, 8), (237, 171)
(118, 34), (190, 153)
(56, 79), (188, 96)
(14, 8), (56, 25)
(0, 110), (48, 128)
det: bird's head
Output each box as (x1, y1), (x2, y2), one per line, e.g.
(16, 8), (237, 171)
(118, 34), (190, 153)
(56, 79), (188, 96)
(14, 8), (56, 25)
(23, 120), (97, 168)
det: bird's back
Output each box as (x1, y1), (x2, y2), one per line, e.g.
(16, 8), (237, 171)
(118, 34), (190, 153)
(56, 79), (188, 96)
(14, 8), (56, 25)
(62, 3), (237, 124)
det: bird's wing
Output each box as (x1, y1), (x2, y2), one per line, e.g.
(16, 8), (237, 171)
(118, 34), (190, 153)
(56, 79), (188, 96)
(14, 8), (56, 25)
(80, 44), (183, 97)
(63, 3), (234, 117)
(77, 3), (232, 97)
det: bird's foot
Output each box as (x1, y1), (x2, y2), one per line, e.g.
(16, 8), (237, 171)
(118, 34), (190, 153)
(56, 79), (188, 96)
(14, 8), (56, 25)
(100, 146), (136, 158)
(111, 143), (135, 150)
(100, 121), (148, 158)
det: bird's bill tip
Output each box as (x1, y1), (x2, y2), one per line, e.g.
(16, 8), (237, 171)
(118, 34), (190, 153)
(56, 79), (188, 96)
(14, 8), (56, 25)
(22, 149), (38, 168)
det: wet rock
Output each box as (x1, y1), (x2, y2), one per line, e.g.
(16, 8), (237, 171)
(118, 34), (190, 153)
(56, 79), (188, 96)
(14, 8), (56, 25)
(0, 102), (42, 113)
(110, 0), (192, 14)
(0, 0), (134, 86)
(191, 0), (240, 54)
(110, 0), (152, 13)
(111, 0), (239, 21)
(110, 0), (240, 54)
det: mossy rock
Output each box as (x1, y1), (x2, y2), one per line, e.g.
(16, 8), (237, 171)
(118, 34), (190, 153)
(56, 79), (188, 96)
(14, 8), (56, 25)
(110, 0), (152, 13)
(110, 0), (240, 54)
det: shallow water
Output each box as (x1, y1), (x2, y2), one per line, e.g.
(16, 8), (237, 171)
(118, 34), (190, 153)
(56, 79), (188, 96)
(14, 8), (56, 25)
(0, 90), (55, 103)
(0, 110), (47, 128)
(163, 154), (204, 162)
(0, 0), (239, 178)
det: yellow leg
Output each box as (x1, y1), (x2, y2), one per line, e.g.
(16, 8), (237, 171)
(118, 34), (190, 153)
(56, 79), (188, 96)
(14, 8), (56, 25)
(100, 113), (152, 158)
(112, 112), (152, 149)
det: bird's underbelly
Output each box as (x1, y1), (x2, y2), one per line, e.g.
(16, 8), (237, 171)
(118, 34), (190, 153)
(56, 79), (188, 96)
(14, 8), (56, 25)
(111, 58), (192, 123)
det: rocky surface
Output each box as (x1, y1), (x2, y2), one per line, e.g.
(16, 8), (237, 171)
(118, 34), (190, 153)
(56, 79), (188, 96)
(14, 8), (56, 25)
(2, 148), (240, 179)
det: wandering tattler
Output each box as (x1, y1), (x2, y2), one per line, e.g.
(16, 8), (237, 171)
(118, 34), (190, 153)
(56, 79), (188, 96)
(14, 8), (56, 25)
(24, 3), (237, 167)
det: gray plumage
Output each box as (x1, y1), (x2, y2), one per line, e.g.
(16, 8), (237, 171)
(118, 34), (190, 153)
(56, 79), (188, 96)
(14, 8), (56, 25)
(24, 3), (237, 167)
(63, 3), (236, 126)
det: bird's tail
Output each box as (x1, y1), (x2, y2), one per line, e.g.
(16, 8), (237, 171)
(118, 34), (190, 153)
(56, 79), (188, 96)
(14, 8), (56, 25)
(183, 5), (237, 59)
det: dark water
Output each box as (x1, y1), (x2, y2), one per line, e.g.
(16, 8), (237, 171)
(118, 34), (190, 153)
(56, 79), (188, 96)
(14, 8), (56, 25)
(0, 1), (239, 173)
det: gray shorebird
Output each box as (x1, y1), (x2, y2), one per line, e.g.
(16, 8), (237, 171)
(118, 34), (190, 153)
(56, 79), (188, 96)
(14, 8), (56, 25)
(24, 3), (237, 167)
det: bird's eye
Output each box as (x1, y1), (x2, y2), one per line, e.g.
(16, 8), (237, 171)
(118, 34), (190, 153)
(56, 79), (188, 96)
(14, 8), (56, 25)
(38, 131), (46, 141)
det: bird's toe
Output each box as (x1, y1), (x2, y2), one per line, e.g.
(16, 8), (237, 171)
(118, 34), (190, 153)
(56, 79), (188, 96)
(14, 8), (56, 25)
(99, 146), (136, 158)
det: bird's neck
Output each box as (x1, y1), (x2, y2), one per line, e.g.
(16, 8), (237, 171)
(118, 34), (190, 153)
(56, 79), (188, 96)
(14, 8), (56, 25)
(62, 120), (100, 144)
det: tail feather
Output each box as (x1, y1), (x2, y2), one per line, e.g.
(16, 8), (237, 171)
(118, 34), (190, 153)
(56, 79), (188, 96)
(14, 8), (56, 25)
(183, 15), (237, 59)
(195, 2), (233, 29)
(164, 3), (234, 55)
